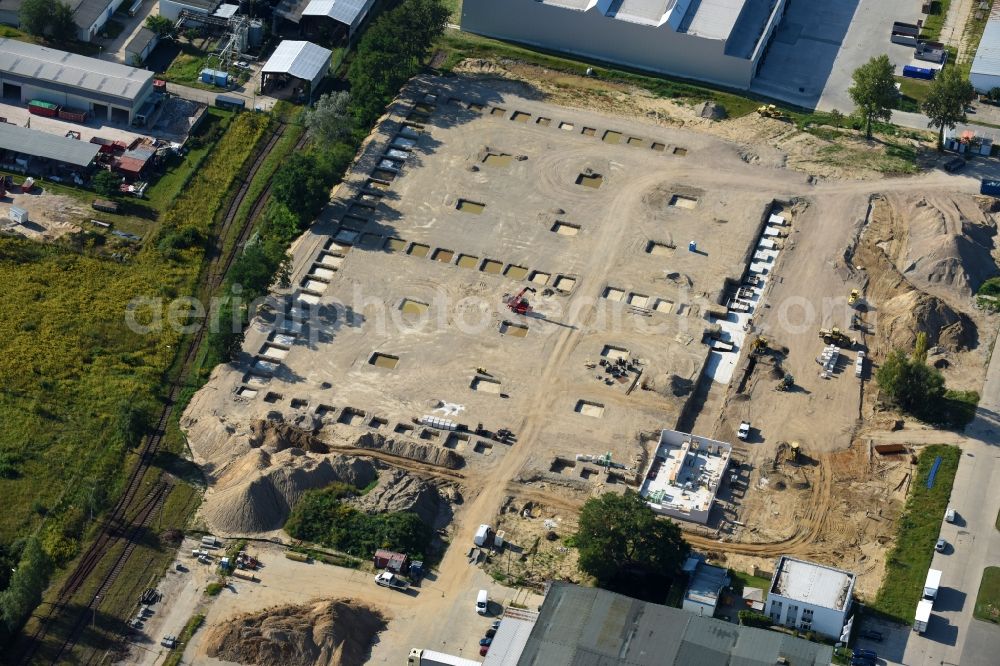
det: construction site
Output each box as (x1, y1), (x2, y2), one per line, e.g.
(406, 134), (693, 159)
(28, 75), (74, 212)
(171, 68), (1000, 664)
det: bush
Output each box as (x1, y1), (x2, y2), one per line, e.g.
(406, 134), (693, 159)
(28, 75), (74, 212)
(204, 581), (223, 596)
(738, 610), (772, 628)
(92, 170), (119, 197)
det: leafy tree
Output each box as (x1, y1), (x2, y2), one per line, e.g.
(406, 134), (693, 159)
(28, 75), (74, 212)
(92, 170), (119, 197)
(49, 0), (77, 43)
(848, 55), (897, 139)
(575, 490), (689, 589)
(229, 241), (289, 304)
(304, 91), (353, 145)
(18, 0), (51, 37)
(922, 67), (976, 150)
(271, 152), (330, 224)
(876, 347), (945, 417)
(145, 14), (175, 38)
(989, 87), (1000, 104)
(207, 298), (244, 362)
(0, 537), (52, 634)
(115, 399), (150, 448)
(260, 201), (301, 244)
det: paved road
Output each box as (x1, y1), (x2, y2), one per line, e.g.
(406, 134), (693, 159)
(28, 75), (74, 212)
(901, 343), (1000, 666)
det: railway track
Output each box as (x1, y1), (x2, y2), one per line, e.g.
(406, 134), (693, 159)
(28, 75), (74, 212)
(15, 119), (296, 666)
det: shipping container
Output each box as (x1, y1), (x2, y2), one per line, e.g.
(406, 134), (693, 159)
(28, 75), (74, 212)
(201, 68), (229, 87)
(285, 551), (310, 562)
(28, 100), (59, 117)
(92, 199), (119, 214)
(215, 94), (245, 111)
(58, 107), (87, 123)
(903, 65), (936, 80)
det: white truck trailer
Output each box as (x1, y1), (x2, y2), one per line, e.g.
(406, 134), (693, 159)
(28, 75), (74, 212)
(914, 598), (933, 634)
(408, 648), (481, 666)
(923, 568), (942, 603)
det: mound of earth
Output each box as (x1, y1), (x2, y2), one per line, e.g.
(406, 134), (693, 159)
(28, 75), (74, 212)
(350, 431), (464, 469)
(879, 291), (977, 351)
(893, 195), (998, 298)
(203, 449), (378, 533)
(203, 599), (385, 666)
(348, 469), (453, 529)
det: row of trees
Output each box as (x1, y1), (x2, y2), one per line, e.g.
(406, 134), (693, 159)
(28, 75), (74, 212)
(207, 0), (449, 362)
(849, 54), (976, 147)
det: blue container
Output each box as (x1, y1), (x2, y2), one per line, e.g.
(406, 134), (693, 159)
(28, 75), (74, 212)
(688, 241), (697, 252)
(902, 65), (935, 80)
(200, 68), (229, 87)
(981, 179), (1000, 197)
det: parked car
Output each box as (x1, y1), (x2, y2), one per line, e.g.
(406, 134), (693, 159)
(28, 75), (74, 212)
(945, 507), (957, 523)
(850, 658), (875, 666)
(854, 649), (877, 660)
(944, 156), (966, 173)
(737, 421), (751, 440)
(479, 637), (492, 647)
(861, 629), (883, 642)
(480, 645), (490, 657)
(485, 628), (496, 638)
(935, 538), (947, 553)
(491, 619), (501, 630)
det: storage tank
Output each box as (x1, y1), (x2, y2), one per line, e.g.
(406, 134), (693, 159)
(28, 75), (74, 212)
(248, 19), (264, 48)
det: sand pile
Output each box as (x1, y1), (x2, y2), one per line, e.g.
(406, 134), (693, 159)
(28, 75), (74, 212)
(879, 291), (977, 351)
(348, 469), (453, 528)
(203, 449), (378, 533)
(203, 599), (386, 666)
(893, 195), (998, 298)
(350, 431), (464, 469)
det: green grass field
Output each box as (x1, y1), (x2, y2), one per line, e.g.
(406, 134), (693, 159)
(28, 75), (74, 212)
(974, 567), (1000, 624)
(872, 445), (961, 622)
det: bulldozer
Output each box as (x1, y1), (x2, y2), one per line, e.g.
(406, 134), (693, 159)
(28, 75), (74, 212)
(819, 327), (854, 348)
(848, 289), (861, 307)
(775, 373), (795, 391)
(756, 104), (787, 120)
(751, 336), (769, 354)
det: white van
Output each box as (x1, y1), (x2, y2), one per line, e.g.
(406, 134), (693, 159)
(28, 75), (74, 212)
(476, 589), (489, 615)
(945, 507), (957, 523)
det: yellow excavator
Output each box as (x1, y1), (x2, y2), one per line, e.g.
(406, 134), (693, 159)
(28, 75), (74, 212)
(848, 289), (861, 307)
(819, 327), (854, 348)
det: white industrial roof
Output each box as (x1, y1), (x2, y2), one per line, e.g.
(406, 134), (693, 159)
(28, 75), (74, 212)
(261, 40), (333, 83)
(770, 556), (854, 611)
(0, 123), (100, 167)
(610, 0), (674, 26)
(302, 0), (374, 27)
(542, 0), (594, 10)
(683, 0), (745, 40)
(972, 6), (1000, 78)
(0, 38), (153, 102)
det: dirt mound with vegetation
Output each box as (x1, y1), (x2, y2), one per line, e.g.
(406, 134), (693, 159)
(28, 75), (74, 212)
(203, 599), (386, 666)
(879, 290), (977, 351)
(347, 469), (453, 529)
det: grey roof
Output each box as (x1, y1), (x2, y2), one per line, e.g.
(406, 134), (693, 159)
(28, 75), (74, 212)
(608, 0), (674, 26)
(125, 27), (158, 56)
(261, 40), (332, 82)
(972, 5), (1000, 78)
(0, 123), (100, 167)
(0, 38), (153, 102)
(517, 582), (833, 666)
(302, 0), (375, 27)
(685, 562), (729, 605)
(681, 0), (746, 39)
(74, 0), (115, 29)
(541, 0), (593, 9)
(169, 0), (220, 10)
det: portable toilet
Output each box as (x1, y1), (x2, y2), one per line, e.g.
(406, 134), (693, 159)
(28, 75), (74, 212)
(9, 206), (28, 224)
(688, 240), (697, 252)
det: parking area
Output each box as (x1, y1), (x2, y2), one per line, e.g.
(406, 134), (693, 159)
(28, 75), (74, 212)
(752, 0), (918, 111)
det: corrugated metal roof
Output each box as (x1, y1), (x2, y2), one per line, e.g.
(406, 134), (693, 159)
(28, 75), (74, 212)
(517, 582), (834, 666)
(0, 123), (100, 166)
(971, 5), (1000, 78)
(125, 27), (158, 56)
(261, 40), (333, 83)
(74, 0), (115, 29)
(302, 0), (375, 27)
(608, 0), (674, 26)
(0, 38), (153, 102)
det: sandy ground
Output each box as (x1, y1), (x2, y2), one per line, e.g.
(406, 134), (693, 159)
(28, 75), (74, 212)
(1, 190), (86, 240)
(168, 67), (1000, 664)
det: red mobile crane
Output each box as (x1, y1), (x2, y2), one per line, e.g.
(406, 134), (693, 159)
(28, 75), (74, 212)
(503, 287), (536, 315)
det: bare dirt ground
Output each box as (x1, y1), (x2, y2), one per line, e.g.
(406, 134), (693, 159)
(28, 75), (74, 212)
(172, 68), (1000, 664)
(0, 190), (85, 241)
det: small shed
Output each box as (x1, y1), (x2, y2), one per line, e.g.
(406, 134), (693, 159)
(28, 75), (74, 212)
(260, 40), (332, 103)
(372, 549), (409, 573)
(124, 27), (159, 65)
(742, 586), (765, 611)
(9, 206), (28, 224)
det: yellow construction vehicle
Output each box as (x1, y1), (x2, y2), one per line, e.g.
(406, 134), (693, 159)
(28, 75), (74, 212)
(848, 289), (861, 307)
(751, 336), (769, 354)
(756, 104), (787, 119)
(819, 327), (854, 348)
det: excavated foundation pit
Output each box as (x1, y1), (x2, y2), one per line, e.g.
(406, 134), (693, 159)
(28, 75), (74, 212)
(369, 353), (400, 369)
(481, 259), (503, 274)
(576, 173), (604, 189)
(511, 111), (531, 123)
(236, 387), (258, 398)
(445, 433), (469, 451)
(601, 345), (629, 360)
(559, 122), (575, 131)
(673, 147), (688, 156)
(575, 400), (605, 418)
(669, 194), (698, 209)
(504, 265), (529, 280)
(457, 199), (486, 214)
(500, 321), (528, 337)
(369, 416), (387, 429)
(483, 153), (513, 167)
(627, 137), (644, 146)
(432, 248), (455, 263)
(529, 271), (550, 285)
(399, 298), (429, 315)
(646, 241), (674, 256)
(371, 169), (396, 181)
(603, 286), (625, 302)
(490, 107), (506, 117)
(536, 117), (552, 126)
(470, 376), (502, 393)
(457, 253), (479, 268)
(550, 457), (577, 474)
(582, 127), (596, 136)
(654, 298), (674, 313)
(551, 221), (580, 236)
(628, 293), (650, 308)
(602, 130), (622, 144)
(474, 441), (494, 455)
(408, 243), (430, 257)
(651, 142), (666, 151)
(554, 275), (576, 292)
(384, 238), (407, 252)
(366, 179), (390, 191)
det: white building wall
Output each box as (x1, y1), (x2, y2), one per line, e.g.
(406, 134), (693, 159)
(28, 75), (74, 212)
(77, 0), (125, 42)
(682, 598), (716, 616)
(765, 593), (847, 639)
(462, 0), (759, 90)
(159, 0), (211, 21)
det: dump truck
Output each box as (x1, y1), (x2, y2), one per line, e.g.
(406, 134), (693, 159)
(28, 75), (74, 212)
(200, 535), (221, 548)
(407, 648), (481, 666)
(914, 598), (933, 634)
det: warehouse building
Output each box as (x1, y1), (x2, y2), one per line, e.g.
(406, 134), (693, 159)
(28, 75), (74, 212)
(159, 0), (221, 22)
(261, 40), (332, 103)
(275, 0), (376, 41)
(0, 122), (100, 176)
(0, 0), (123, 42)
(971, 5), (1000, 93)
(0, 39), (154, 124)
(480, 582), (833, 665)
(765, 556), (856, 640)
(124, 27), (160, 65)
(681, 555), (730, 617)
(461, 0), (789, 90)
